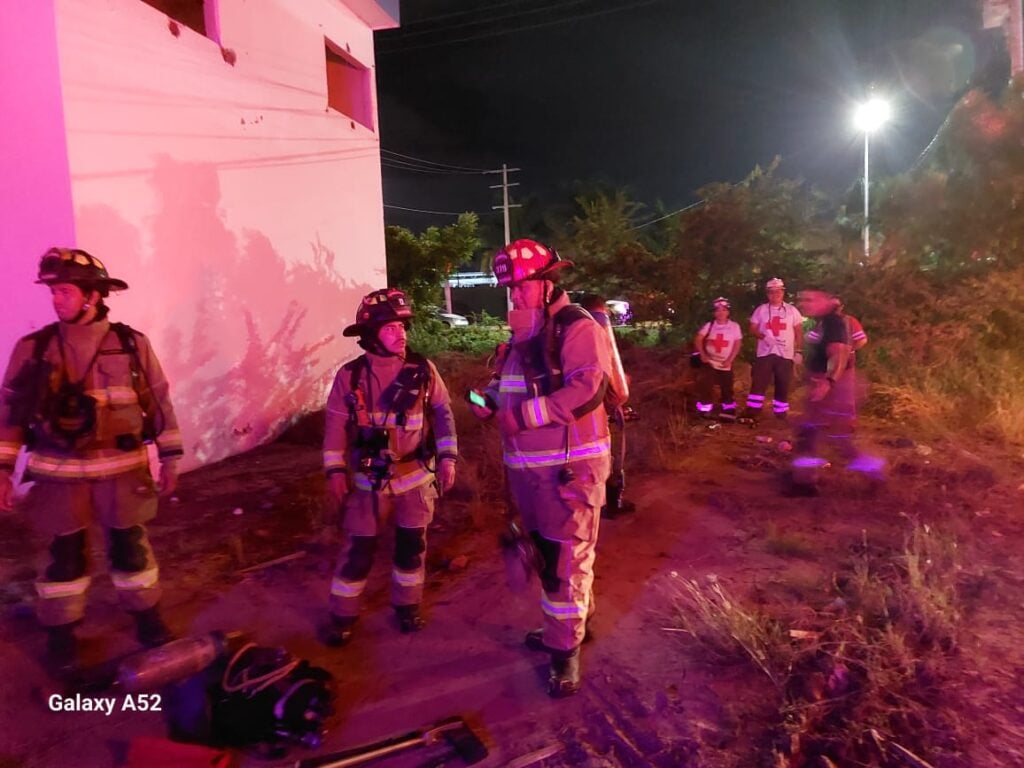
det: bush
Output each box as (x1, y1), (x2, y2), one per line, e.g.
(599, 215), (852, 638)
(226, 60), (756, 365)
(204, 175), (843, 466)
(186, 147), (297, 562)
(407, 316), (508, 358)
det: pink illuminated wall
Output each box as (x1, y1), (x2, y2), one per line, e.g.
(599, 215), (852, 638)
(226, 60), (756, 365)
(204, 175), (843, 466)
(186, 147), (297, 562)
(0, 0), (398, 470)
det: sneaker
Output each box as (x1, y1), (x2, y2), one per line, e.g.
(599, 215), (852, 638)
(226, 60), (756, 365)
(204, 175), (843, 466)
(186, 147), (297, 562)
(395, 604), (426, 634)
(320, 615), (358, 647)
(548, 648), (581, 698)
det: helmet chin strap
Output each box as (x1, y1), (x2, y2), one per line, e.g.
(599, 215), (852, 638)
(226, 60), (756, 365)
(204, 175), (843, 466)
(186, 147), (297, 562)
(359, 332), (403, 359)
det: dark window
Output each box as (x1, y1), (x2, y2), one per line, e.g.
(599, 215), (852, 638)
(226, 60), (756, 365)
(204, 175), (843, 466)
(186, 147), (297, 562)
(326, 40), (373, 131)
(139, 0), (207, 38)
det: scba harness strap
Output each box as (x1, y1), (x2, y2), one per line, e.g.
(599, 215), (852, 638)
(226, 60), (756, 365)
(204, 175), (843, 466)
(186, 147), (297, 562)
(24, 322), (162, 447)
(512, 304), (611, 419)
(344, 352), (437, 488)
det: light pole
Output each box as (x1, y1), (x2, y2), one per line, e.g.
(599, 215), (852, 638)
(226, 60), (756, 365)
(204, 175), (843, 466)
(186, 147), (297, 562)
(853, 98), (890, 261)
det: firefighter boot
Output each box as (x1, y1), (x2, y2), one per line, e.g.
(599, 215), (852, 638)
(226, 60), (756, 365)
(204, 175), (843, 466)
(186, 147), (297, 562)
(395, 604), (426, 634)
(45, 623), (79, 676)
(320, 615), (358, 647)
(133, 606), (174, 648)
(548, 647), (582, 698)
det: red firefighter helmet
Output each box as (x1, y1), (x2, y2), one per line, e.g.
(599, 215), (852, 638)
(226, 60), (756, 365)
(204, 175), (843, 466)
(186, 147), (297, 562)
(36, 248), (129, 292)
(492, 239), (573, 287)
(343, 288), (414, 337)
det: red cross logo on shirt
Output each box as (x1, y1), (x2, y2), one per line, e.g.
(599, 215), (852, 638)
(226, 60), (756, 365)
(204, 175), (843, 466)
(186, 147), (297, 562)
(708, 333), (729, 354)
(767, 315), (788, 335)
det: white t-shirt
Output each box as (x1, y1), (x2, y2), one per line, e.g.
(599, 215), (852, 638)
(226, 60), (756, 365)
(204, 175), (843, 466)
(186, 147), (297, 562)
(697, 320), (742, 370)
(750, 302), (803, 360)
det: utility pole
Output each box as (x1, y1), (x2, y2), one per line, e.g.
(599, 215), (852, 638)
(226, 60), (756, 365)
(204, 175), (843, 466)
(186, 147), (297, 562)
(486, 164), (521, 245)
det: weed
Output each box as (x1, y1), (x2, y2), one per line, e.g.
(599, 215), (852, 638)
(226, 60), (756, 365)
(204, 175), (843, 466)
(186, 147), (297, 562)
(666, 524), (968, 766)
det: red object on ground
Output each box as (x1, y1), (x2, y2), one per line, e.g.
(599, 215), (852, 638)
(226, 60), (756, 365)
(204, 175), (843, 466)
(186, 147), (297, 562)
(125, 737), (235, 768)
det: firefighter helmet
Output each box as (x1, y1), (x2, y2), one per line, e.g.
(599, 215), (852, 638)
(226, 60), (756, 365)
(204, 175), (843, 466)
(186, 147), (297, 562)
(343, 288), (414, 337)
(36, 248), (129, 292)
(492, 239), (573, 287)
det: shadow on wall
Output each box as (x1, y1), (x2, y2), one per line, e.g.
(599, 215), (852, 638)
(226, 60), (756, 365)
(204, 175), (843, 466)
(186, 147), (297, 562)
(76, 156), (375, 468)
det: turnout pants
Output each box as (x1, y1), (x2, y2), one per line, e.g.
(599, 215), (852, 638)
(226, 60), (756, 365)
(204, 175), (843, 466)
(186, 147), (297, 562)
(27, 468), (161, 627)
(329, 483), (437, 619)
(747, 354), (794, 415)
(696, 367), (736, 414)
(508, 455), (611, 652)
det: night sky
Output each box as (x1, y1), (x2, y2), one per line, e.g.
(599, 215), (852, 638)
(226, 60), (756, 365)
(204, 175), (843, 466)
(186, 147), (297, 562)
(374, 0), (1005, 232)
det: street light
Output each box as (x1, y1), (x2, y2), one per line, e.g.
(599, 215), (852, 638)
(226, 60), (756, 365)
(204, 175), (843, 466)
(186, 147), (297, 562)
(853, 98), (891, 260)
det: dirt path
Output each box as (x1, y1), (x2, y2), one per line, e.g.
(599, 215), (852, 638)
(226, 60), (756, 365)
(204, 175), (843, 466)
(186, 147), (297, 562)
(2, 370), (1024, 766)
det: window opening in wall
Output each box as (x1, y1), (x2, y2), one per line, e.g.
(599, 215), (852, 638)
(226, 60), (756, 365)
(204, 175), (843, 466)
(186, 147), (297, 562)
(326, 40), (374, 131)
(139, 0), (208, 38)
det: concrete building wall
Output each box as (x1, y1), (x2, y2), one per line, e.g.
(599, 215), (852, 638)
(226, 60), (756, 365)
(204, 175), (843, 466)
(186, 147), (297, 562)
(0, 0), (398, 469)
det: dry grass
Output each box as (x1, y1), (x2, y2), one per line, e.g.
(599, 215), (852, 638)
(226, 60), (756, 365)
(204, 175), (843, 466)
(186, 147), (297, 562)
(666, 525), (970, 766)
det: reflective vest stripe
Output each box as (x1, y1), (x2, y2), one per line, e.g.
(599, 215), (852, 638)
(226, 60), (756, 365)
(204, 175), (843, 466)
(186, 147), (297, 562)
(392, 569), (424, 587)
(364, 412), (425, 429)
(504, 438), (610, 470)
(330, 577), (367, 598)
(111, 567), (159, 591)
(36, 576), (91, 599)
(435, 436), (458, 454)
(353, 466), (434, 495)
(84, 387), (139, 406)
(499, 374), (527, 393)
(524, 396), (551, 429)
(28, 450), (149, 480)
(156, 429), (183, 450)
(540, 593), (588, 620)
(323, 450), (346, 470)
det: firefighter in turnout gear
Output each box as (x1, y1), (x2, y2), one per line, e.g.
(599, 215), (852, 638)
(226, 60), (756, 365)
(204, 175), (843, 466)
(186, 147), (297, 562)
(321, 288), (457, 646)
(0, 248), (183, 674)
(469, 239), (612, 698)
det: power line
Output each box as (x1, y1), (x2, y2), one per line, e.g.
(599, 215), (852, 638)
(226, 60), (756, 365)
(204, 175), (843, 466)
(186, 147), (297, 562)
(382, 0), (588, 41)
(378, 0), (669, 55)
(381, 159), (475, 175)
(381, 149), (492, 173)
(631, 199), (705, 230)
(384, 204), (496, 216)
(386, 0), (536, 30)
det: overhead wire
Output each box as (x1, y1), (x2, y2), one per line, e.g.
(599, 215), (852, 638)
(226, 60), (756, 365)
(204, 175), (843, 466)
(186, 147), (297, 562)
(381, 149), (492, 173)
(381, 0), (589, 41)
(378, 0), (670, 54)
(388, 0), (538, 29)
(384, 204), (496, 216)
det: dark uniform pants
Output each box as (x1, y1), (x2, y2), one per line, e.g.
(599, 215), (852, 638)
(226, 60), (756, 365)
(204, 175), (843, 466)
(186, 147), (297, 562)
(696, 367), (736, 413)
(508, 455), (610, 652)
(747, 354), (794, 414)
(27, 468), (161, 627)
(329, 483), (437, 618)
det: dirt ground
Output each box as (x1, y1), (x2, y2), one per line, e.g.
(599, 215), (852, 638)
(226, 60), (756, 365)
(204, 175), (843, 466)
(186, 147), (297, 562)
(1, 348), (1023, 768)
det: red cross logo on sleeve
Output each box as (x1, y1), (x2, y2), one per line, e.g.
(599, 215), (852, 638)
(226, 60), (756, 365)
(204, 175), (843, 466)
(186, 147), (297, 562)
(708, 333), (729, 354)
(767, 315), (788, 336)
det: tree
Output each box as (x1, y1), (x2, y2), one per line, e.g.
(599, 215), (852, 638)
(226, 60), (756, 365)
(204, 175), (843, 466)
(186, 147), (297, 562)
(665, 158), (837, 328)
(385, 213), (481, 310)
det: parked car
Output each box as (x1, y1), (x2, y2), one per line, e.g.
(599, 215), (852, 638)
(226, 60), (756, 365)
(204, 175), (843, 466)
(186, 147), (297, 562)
(604, 299), (633, 326)
(433, 308), (470, 327)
